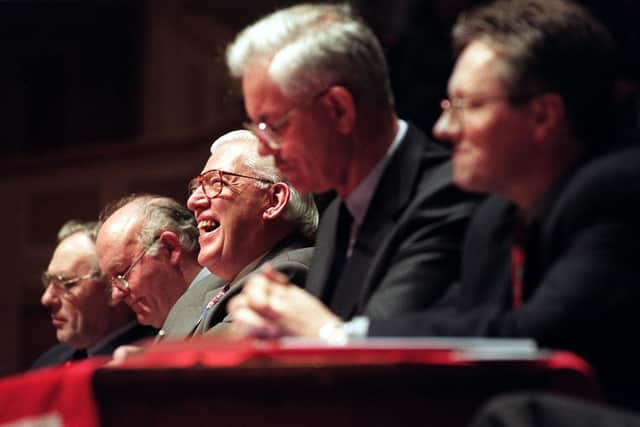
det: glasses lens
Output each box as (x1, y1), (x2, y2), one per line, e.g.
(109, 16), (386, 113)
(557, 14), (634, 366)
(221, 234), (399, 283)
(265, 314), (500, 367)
(112, 276), (129, 291)
(243, 122), (280, 150)
(200, 171), (222, 199)
(41, 272), (52, 288)
(187, 177), (199, 197)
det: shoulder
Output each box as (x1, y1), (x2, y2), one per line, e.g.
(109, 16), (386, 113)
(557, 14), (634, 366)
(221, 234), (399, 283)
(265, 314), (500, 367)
(30, 343), (75, 369)
(551, 145), (640, 223)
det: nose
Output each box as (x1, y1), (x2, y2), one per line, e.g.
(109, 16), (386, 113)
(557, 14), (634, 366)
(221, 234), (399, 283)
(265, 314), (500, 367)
(186, 185), (209, 212)
(41, 284), (59, 308)
(111, 285), (128, 302)
(432, 106), (461, 143)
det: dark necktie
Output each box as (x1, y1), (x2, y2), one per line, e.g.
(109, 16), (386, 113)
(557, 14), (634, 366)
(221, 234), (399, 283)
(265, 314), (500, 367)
(510, 219), (527, 308)
(71, 348), (88, 361)
(322, 202), (353, 304)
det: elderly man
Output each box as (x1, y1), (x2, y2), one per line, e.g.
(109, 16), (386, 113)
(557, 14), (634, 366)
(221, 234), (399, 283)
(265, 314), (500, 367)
(32, 220), (154, 369)
(159, 129), (317, 338)
(97, 195), (206, 333)
(230, 0), (640, 410)
(227, 3), (477, 327)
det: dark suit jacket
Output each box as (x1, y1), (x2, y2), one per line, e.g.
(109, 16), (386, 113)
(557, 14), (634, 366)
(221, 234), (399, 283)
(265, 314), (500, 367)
(469, 393), (640, 427)
(159, 234), (314, 339)
(369, 145), (640, 410)
(305, 123), (479, 319)
(30, 322), (157, 370)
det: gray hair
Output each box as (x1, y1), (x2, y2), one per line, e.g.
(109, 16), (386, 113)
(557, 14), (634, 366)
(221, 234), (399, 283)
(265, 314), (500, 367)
(56, 220), (103, 279)
(212, 130), (319, 240)
(226, 3), (393, 107)
(100, 194), (200, 257)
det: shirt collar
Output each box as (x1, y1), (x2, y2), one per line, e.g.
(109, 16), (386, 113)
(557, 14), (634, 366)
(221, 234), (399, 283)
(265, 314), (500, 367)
(345, 119), (408, 228)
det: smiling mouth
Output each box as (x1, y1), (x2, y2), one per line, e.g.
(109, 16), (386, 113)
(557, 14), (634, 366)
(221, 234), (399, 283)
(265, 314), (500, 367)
(198, 220), (220, 233)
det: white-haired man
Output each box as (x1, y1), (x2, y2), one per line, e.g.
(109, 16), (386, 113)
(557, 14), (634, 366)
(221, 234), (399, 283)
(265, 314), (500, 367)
(227, 3), (478, 335)
(158, 129), (317, 338)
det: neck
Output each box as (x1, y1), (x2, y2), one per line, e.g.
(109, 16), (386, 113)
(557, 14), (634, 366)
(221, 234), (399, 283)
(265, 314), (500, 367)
(508, 139), (581, 214)
(336, 108), (398, 199)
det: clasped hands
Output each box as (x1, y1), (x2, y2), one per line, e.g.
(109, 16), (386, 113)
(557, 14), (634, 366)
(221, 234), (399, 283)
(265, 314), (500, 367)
(227, 264), (341, 339)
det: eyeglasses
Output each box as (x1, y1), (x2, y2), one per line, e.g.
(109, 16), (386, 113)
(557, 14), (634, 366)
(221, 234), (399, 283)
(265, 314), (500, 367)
(188, 169), (274, 199)
(243, 88), (329, 150)
(111, 239), (158, 292)
(439, 94), (534, 125)
(42, 271), (101, 294)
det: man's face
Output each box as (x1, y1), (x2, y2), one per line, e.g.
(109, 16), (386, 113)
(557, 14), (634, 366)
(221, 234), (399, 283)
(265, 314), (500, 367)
(41, 233), (111, 349)
(242, 64), (350, 194)
(96, 204), (179, 328)
(433, 40), (536, 195)
(187, 142), (272, 281)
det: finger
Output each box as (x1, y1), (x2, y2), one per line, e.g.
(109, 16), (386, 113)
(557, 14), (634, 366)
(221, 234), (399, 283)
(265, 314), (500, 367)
(232, 307), (282, 339)
(260, 263), (291, 284)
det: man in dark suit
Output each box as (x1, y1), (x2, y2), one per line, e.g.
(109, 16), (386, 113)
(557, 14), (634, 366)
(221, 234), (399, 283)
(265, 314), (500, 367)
(32, 220), (155, 369)
(228, 0), (640, 410)
(225, 3), (477, 334)
(159, 130), (316, 339)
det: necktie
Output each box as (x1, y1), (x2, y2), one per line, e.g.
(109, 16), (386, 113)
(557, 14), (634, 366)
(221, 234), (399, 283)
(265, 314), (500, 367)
(322, 202), (353, 304)
(510, 220), (526, 308)
(195, 284), (230, 329)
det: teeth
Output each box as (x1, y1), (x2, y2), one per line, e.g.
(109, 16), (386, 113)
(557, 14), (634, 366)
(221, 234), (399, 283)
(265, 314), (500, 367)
(198, 220), (219, 232)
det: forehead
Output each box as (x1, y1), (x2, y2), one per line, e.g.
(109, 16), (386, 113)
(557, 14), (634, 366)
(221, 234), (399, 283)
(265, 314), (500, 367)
(448, 40), (507, 96)
(96, 204), (141, 263)
(48, 233), (96, 273)
(242, 62), (292, 119)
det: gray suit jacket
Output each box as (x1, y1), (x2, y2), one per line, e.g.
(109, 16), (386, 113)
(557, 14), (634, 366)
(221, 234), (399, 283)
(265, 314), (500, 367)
(159, 234), (313, 340)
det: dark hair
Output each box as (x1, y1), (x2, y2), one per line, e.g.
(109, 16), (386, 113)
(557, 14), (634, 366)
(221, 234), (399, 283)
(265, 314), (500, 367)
(453, 0), (616, 147)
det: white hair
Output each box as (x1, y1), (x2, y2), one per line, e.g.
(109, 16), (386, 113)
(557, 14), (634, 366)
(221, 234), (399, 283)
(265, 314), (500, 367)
(226, 3), (393, 106)
(211, 130), (319, 240)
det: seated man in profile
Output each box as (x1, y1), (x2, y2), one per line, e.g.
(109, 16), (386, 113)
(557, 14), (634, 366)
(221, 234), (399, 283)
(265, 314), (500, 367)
(32, 220), (155, 369)
(228, 0), (640, 411)
(97, 194), (208, 335)
(159, 129), (317, 338)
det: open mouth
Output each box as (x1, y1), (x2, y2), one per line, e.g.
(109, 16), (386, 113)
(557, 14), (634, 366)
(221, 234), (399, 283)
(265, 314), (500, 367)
(198, 219), (220, 233)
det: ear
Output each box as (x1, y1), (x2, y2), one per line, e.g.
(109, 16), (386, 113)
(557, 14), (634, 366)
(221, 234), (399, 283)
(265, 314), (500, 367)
(158, 231), (182, 266)
(262, 182), (290, 221)
(322, 85), (356, 134)
(529, 93), (565, 143)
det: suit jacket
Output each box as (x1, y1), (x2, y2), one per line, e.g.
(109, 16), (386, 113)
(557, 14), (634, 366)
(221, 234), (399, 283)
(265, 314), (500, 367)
(305, 123), (479, 319)
(159, 233), (314, 339)
(469, 392), (640, 427)
(369, 144), (640, 410)
(158, 270), (225, 340)
(30, 322), (157, 370)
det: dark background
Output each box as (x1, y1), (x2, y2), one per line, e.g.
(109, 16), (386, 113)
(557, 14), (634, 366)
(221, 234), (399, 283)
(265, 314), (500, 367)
(1, 0), (638, 157)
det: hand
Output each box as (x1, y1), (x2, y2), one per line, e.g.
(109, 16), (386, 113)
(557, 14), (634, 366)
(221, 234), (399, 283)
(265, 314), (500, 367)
(108, 344), (144, 365)
(228, 264), (341, 339)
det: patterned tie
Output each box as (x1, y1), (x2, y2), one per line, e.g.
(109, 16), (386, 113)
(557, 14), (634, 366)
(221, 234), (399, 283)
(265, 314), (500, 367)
(194, 283), (230, 329)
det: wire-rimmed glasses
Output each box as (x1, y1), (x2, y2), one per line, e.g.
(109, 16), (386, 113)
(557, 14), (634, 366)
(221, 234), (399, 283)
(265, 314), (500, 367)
(243, 88), (329, 150)
(187, 169), (274, 200)
(41, 271), (101, 294)
(110, 239), (158, 292)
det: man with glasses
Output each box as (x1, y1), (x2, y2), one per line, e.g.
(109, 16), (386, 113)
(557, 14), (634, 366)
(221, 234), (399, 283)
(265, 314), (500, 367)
(96, 195), (205, 332)
(226, 3), (477, 333)
(229, 0), (640, 410)
(161, 129), (316, 337)
(32, 220), (155, 369)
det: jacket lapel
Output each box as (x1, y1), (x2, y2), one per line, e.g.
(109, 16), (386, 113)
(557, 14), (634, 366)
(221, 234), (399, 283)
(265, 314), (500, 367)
(330, 125), (427, 318)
